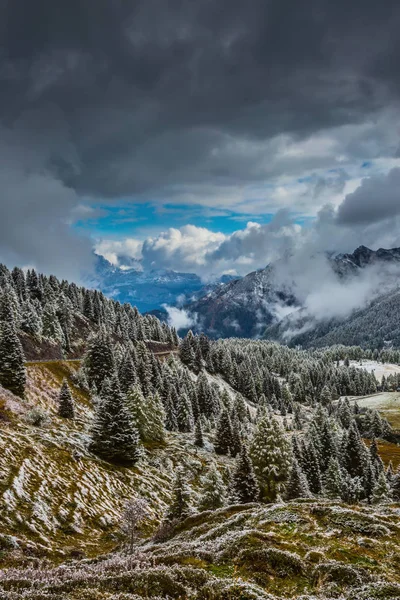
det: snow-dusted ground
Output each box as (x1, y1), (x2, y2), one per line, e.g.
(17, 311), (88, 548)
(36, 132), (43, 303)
(341, 359), (400, 382)
(349, 391), (400, 410)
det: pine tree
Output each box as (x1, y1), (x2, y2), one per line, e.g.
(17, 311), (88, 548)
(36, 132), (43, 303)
(250, 415), (292, 501)
(303, 440), (322, 495)
(180, 331), (196, 369)
(194, 419), (204, 447)
(20, 301), (41, 337)
(372, 471), (392, 504)
(58, 379), (74, 419)
(89, 374), (140, 465)
(198, 463), (227, 511)
(165, 467), (192, 521)
(164, 390), (178, 431)
(230, 445), (259, 504)
(176, 392), (193, 432)
(214, 409), (233, 455)
(363, 458), (376, 504)
(369, 437), (384, 476)
(342, 421), (368, 478)
(118, 351), (137, 394)
(230, 416), (243, 457)
(391, 467), (400, 501)
(126, 384), (150, 441)
(324, 457), (343, 499)
(146, 392), (166, 443)
(85, 330), (115, 390)
(0, 322), (26, 398)
(285, 458), (310, 500)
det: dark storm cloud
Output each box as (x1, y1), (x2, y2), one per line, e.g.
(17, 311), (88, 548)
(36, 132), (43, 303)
(337, 168), (400, 225)
(2, 0), (400, 275)
(2, 0), (400, 197)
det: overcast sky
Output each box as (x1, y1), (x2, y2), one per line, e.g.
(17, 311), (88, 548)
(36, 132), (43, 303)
(2, 0), (400, 279)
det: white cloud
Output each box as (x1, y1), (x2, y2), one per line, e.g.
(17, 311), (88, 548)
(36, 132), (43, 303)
(95, 238), (143, 266)
(163, 305), (197, 330)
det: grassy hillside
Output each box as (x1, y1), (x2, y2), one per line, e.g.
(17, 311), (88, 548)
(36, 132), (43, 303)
(0, 361), (231, 566)
(1, 500), (400, 599)
(2, 361), (400, 599)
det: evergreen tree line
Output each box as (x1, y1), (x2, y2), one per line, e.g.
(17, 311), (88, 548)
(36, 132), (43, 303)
(0, 262), (178, 353)
(0, 263), (179, 398)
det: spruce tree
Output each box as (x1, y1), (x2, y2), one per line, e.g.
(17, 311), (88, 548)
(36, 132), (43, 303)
(194, 419), (204, 447)
(89, 374), (140, 465)
(0, 322), (26, 398)
(176, 392), (193, 432)
(303, 440), (322, 494)
(58, 379), (75, 419)
(372, 471), (392, 504)
(391, 467), (400, 501)
(85, 330), (115, 390)
(250, 415), (292, 501)
(147, 392), (166, 443)
(363, 458), (376, 504)
(198, 463), (227, 511)
(165, 390), (178, 431)
(369, 437), (384, 476)
(342, 421), (368, 478)
(165, 467), (192, 521)
(214, 409), (233, 455)
(285, 458), (310, 500)
(230, 416), (243, 457)
(126, 384), (150, 441)
(230, 445), (259, 504)
(118, 351), (137, 394)
(324, 457), (343, 499)
(179, 331), (196, 369)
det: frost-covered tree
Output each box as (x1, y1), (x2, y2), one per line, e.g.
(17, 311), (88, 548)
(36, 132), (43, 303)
(323, 457), (343, 499)
(85, 330), (115, 390)
(0, 322), (26, 398)
(285, 458), (310, 500)
(57, 379), (75, 419)
(250, 415), (292, 501)
(214, 409), (233, 455)
(42, 303), (65, 345)
(194, 419), (204, 448)
(118, 351), (137, 394)
(180, 331), (196, 369)
(372, 471), (392, 504)
(146, 392), (166, 443)
(176, 392), (193, 432)
(391, 467), (400, 501)
(165, 466), (192, 521)
(89, 374), (140, 465)
(342, 421), (368, 478)
(230, 445), (259, 504)
(198, 463), (227, 511)
(120, 497), (149, 553)
(126, 384), (148, 441)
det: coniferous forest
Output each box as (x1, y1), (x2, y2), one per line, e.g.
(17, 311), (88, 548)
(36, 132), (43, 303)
(0, 264), (400, 599)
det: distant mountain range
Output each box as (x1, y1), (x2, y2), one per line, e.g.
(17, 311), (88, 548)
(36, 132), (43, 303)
(185, 245), (400, 347)
(90, 255), (238, 314)
(93, 247), (400, 348)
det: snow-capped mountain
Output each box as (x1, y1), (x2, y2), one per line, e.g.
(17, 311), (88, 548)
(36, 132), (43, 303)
(186, 246), (400, 341)
(90, 255), (239, 313)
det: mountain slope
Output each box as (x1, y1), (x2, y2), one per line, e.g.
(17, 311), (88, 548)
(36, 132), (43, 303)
(2, 499), (400, 599)
(185, 265), (297, 338)
(187, 246), (400, 343)
(0, 360), (235, 564)
(267, 287), (400, 350)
